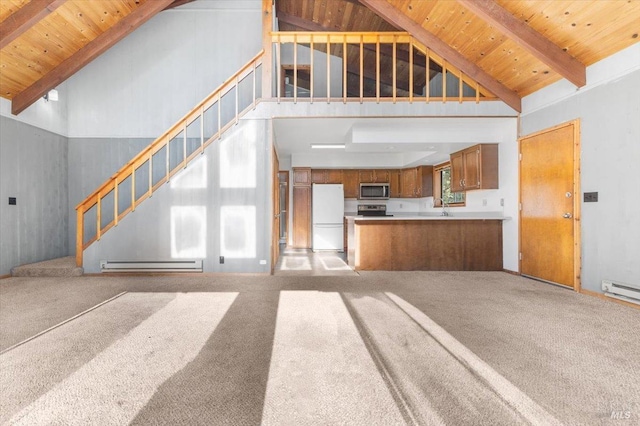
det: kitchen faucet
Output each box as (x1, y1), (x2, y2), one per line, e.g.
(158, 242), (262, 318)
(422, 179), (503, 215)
(437, 198), (450, 216)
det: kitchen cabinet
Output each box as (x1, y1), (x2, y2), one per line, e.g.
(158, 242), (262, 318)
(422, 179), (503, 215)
(342, 169), (359, 198)
(292, 167), (312, 248)
(358, 169), (389, 183)
(311, 169), (343, 184)
(389, 169), (402, 198)
(450, 144), (498, 192)
(401, 166), (433, 198)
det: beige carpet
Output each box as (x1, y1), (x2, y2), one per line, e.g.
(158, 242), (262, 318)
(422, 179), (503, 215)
(1, 272), (638, 425)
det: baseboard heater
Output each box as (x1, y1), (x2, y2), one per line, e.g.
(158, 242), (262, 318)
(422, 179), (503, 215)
(602, 279), (640, 305)
(100, 260), (203, 273)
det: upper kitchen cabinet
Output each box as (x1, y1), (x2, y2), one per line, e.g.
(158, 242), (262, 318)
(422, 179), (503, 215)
(293, 168), (312, 186)
(311, 169), (343, 184)
(359, 169), (389, 183)
(389, 170), (402, 198)
(401, 166), (433, 198)
(450, 144), (499, 192)
(343, 170), (359, 198)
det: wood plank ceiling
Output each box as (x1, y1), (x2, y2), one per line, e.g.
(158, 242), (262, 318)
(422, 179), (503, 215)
(1, 0), (639, 114)
(277, 0), (640, 110)
(0, 0), (189, 114)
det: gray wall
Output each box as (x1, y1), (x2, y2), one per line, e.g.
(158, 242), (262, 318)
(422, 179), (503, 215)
(0, 116), (69, 275)
(82, 118), (272, 273)
(520, 69), (640, 292)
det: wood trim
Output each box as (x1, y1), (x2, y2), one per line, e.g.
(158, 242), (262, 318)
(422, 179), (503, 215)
(580, 289), (640, 310)
(0, 0), (66, 50)
(262, 0), (273, 98)
(503, 269), (521, 276)
(163, 0), (195, 10)
(11, 0), (174, 115)
(456, 0), (586, 87)
(358, 0), (521, 112)
(0, 274), (11, 280)
(518, 119), (581, 292)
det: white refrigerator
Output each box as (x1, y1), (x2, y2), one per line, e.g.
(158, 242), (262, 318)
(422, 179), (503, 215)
(312, 184), (345, 251)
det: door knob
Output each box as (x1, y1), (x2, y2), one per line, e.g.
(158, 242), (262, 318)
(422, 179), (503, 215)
(563, 213), (572, 219)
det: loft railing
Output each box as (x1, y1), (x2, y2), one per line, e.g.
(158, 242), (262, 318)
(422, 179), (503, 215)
(271, 31), (497, 104)
(75, 50), (264, 267)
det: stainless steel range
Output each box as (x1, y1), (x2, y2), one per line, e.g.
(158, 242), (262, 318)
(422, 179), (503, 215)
(357, 204), (394, 217)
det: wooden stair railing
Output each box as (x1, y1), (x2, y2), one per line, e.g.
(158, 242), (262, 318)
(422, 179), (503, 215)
(75, 50), (264, 267)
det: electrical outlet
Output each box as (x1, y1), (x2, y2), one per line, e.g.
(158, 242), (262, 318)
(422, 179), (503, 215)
(399, 203), (403, 209)
(219, 256), (224, 264)
(584, 192), (598, 202)
(482, 199), (487, 206)
(259, 260), (267, 265)
(8, 197), (16, 205)
(500, 198), (504, 207)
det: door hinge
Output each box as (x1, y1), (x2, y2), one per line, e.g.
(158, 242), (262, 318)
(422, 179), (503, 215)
(519, 202), (522, 211)
(519, 153), (522, 161)
(519, 252), (522, 260)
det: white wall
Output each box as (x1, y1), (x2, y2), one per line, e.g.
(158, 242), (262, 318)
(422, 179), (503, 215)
(65, 5), (262, 138)
(0, 83), (69, 137)
(520, 44), (640, 293)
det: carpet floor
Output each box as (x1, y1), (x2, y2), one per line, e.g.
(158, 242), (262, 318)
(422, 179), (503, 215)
(0, 272), (638, 425)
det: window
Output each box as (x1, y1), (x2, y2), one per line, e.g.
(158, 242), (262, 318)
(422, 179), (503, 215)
(433, 162), (465, 206)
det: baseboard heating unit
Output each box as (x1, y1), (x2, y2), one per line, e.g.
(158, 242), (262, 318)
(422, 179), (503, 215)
(100, 260), (203, 273)
(602, 279), (640, 305)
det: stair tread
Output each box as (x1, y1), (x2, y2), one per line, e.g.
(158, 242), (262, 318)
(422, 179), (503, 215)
(11, 257), (83, 277)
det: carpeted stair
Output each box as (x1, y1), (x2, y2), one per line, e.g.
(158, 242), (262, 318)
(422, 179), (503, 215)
(11, 257), (83, 277)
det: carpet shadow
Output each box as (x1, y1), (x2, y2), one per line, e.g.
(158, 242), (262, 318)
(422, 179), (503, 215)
(131, 291), (280, 425)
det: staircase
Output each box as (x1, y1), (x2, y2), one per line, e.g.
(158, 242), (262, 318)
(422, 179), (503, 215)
(11, 257), (83, 277)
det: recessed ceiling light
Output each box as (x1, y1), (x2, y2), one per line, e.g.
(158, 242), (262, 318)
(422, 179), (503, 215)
(310, 144), (345, 149)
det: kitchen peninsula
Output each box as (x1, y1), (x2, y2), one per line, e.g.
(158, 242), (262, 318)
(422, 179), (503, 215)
(345, 214), (507, 271)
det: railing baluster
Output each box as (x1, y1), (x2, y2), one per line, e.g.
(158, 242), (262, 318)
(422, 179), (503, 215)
(114, 177), (119, 226)
(131, 166), (136, 211)
(357, 36), (362, 102)
(149, 152), (153, 196)
(252, 62), (256, 109)
(392, 35), (397, 103)
(426, 47), (430, 103)
(327, 35), (330, 103)
(409, 41), (414, 103)
(166, 136), (170, 180)
(183, 123), (187, 167)
(218, 94), (222, 139)
(343, 37), (347, 103)
(310, 35), (314, 103)
(235, 76), (239, 125)
(96, 194), (101, 241)
(76, 208), (83, 267)
(293, 34), (297, 104)
(200, 106), (205, 152)
(442, 61), (447, 103)
(376, 35), (380, 103)
(276, 36), (281, 103)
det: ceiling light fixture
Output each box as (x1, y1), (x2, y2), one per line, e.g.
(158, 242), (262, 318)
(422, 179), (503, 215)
(43, 89), (58, 102)
(310, 144), (345, 149)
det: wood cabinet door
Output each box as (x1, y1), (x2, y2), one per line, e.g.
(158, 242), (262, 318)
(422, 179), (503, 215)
(389, 170), (402, 198)
(401, 168), (417, 198)
(417, 165), (433, 197)
(343, 170), (359, 198)
(463, 147), (481, 190)
(293, 168), (311, 186)
(374, 169), (390, 183)
(311, 169), (327, 184)
(450, 151), (465, 192)
(326, 169), (343, 184)
(358, 170), (375, 183)
(292, 186), (311, 248)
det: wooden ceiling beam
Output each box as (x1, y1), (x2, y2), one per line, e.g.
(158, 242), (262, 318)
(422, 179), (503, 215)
(0, 0), (67, 50)
(163, 0), (196, 11)
(276, 11), (441, 72)
(11, 0), (175, 115)
(457, 0), (586, 87)
(358, 0), (521, 111)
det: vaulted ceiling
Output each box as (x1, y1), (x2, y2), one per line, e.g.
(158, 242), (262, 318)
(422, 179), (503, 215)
(277, 0), (640, 111)
(1, 0), (639, 115)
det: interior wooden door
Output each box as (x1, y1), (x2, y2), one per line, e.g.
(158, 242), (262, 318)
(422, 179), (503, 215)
(520, 121), (580, 289)
(271, 149), (280, 272)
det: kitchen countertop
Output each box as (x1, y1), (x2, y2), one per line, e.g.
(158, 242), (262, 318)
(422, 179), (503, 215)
(345, 212), (510, 221)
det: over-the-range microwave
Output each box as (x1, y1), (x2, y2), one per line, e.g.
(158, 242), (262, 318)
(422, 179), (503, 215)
(359, 183), (390, 200)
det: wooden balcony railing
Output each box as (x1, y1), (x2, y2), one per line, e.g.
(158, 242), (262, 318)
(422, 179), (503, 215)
(271, 31), (496, 104)
(75, 50), (264, 267)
